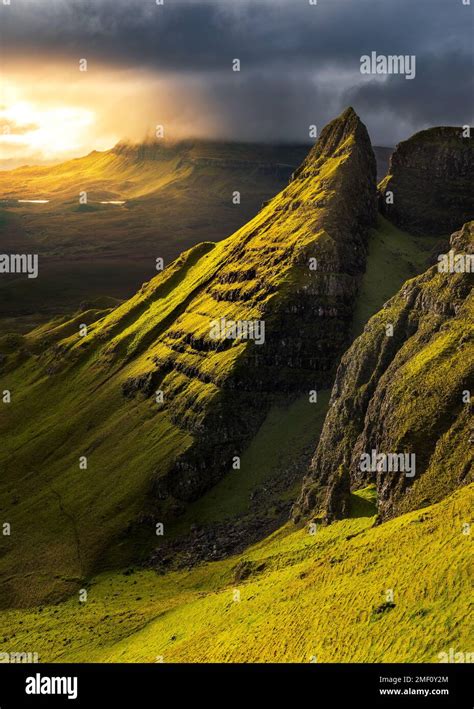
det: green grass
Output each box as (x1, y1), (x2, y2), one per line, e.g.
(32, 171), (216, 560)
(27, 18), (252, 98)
(0, 116), (443, 608)
(0, 242), (233, 605)
(349, 483), (377, 518)
(352, 215), (442, 337)
(301, 221), (473, 524)
(0, 358), (192, 606)
(0, 484), (470, 663)
(170, 391), (331, 533)
(0, 118), (469, 663)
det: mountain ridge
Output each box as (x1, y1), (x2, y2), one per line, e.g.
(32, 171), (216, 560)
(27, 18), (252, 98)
(294, 221), (473, 524)
(0, 106), (378, 606)
(1, 108), (471, 616)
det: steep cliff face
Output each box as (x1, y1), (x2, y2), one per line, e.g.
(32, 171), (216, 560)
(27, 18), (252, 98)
(294, 222), (473, 524)
(379, 127), (474, 236)
(98, 106), (377, 507)
(0, 107), (377, 605)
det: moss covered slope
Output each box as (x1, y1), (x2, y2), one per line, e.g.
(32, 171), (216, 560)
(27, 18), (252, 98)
(0, 107), (377, 606)
(295, 222), (473, 524)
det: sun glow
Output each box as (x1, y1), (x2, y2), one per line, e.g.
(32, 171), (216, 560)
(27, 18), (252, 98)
(1, 99), (96, 165)
(0, 64), (218, 169)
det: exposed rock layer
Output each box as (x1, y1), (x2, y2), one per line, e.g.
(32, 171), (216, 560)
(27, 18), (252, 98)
(379, 127), (474, 236)
(131, 107), (378, 508)
(294, 222), (473, 524)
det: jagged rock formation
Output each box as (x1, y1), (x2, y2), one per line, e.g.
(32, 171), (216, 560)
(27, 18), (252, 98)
(379, 127), (474, 235)
(0, 107), (377, 604)
(111, 106), (377, 506)
(294, 221), (473, 524)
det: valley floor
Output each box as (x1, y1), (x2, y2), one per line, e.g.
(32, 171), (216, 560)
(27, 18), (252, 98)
(1, 484), (471, 663)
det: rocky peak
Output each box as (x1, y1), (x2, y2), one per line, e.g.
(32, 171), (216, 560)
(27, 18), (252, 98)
(379, 126), (474, 235)
(0, 108), (379, 604)
(101, 107), (377, 510)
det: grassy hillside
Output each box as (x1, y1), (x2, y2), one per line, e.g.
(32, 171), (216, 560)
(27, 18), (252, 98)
(0, 116), (469, 665)
(351, 215), (443, 337)
(0, 142), (391, 333)
(0, 107), (380, 606)
(0, 215), (445, 608)
(0, 243), (219, 606)
(0, 484), (471, 662)
(0, 113), (439, 610)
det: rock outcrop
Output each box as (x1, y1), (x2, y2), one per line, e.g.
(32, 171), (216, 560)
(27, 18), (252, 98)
(294, 221), (473, 524)
(379, 127), (474, 235)
(116, 106), (377, 508)
(0, 108), (378, 605)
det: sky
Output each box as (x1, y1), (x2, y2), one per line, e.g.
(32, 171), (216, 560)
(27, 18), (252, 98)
(0, 0), (473, 167)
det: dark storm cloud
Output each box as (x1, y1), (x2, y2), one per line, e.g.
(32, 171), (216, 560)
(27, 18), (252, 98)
(2, 0), (472, 144)
(3, 0), (471, 71)
(346, 51), (474, 139)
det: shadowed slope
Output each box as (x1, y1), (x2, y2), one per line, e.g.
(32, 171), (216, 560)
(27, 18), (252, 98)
(294, 222), (473, 524)
(379, 127), (474, 236)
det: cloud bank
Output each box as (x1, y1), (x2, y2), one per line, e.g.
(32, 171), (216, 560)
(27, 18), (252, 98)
(1, 0), (472, 160)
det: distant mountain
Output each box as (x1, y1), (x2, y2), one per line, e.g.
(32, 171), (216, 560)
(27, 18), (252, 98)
(0, 140), (391, 331)
(0, 140), (310, 329)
